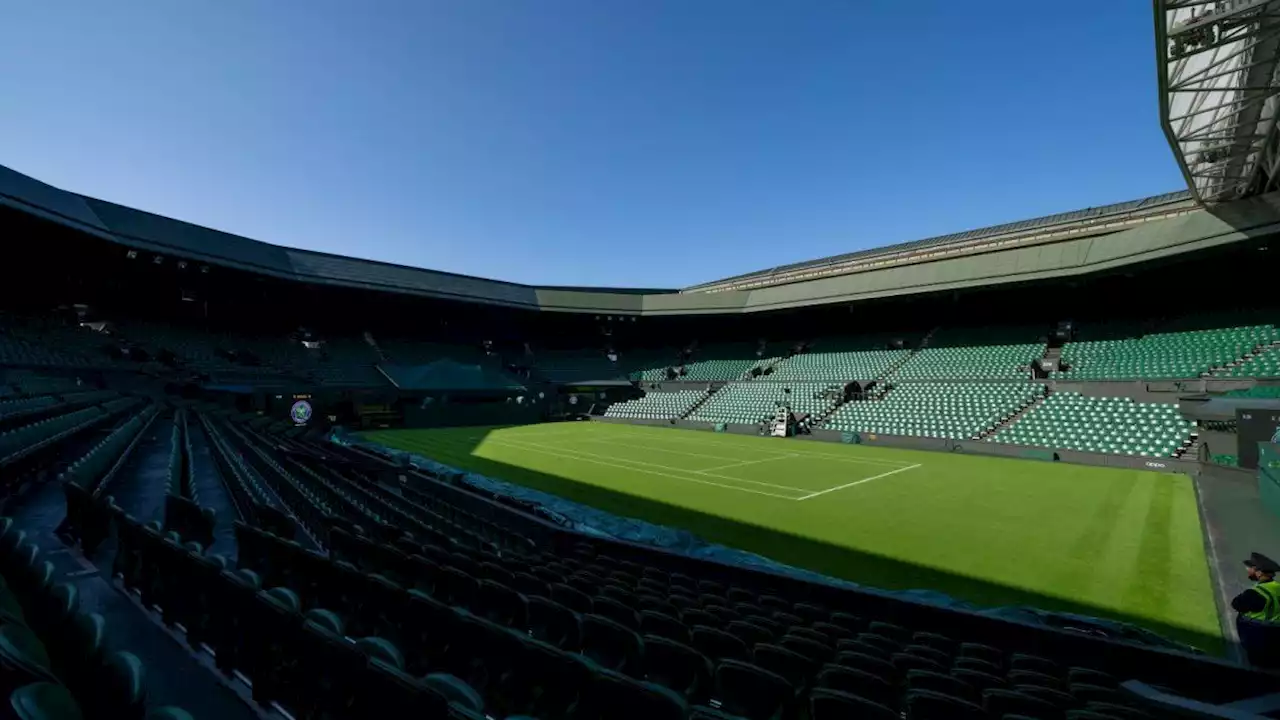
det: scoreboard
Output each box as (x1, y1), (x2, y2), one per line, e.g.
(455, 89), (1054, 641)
(1236, 408), (1280, 469)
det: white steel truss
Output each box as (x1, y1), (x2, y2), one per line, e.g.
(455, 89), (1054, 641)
(1157, 0), (1280, 203)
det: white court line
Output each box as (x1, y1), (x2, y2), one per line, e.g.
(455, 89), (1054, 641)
(476, 436), (810, 500)
(489, 437), (811, 493)
(442, 433), (811, 498)
(577, 436), (783, 464)
(699, 455), (798, 473)
(585, 425), (915, 468)
(796, 463), (921, 501)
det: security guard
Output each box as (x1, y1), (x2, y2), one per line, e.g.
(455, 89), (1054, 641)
(1233, 552), (1280, 667)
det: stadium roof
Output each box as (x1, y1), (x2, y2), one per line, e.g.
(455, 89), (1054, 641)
(6, 160), (1262, 314)
(684, 190), (1197, 292)
(1156, 0), (1280, 204)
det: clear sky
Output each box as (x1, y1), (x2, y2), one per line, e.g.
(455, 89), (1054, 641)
(0, 1), (1182, 289)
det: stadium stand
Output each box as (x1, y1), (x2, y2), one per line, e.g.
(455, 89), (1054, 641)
(0, 315), (128, 370)
(604, 390), (707, 420)
(988, 393), (1195, 457)
(633, 344), (775, 383)
(823, 382), (1045, 440)
(767, 342), (909, 383)
(532, 349), (633, 383)
(890, 328), (1045, 381)
(687, 382), (842, 425)
(1060, 325), (1278, 380)
(299, 337), (388, 387)
(1217, 343), (1280, 379)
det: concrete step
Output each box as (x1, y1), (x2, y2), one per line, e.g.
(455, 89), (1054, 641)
(976, 389), (1049, 441)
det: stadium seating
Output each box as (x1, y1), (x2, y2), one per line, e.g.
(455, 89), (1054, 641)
(6, 372), (84, 396)
(687, 382), (842, 425)
(767, 345), (909, 383)
(0, 517), (190, 719)
(989, 392), (1194, 457)
(49, 413), (1246, 720)
(1218, 345), (1280, 379)
(633, 345), (775, 383)
(297, 337), (387, 387)
(1, 397), (136, 467)
(892, 327), (1045, 381)
(530, 349), (632, 382)
(0, 316), (128, 369)
(605, 390), (707, 420)
(1061, 325), (1277, 380)
(823, 382), (1043, 440)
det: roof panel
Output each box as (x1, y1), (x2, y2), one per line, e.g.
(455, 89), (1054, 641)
(83, 198), (294, 273)
(0, 165), (111, 232)
(690, 190), (1196, 289)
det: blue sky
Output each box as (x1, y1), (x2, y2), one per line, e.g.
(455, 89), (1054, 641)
(0, 2), (1181, 288)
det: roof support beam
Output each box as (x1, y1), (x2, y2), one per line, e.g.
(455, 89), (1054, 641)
(1157, 0), (1280, 204)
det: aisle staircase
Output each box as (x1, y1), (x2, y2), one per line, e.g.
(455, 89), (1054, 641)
(1212, 338), (1280, 377)
(874, 327), (936, 383)
(1174, 434), (1201, 460)
(975, 387), (1050, 441)
(808, 383), (857, 426)
(1042, 346), (1062, 371)
(813, 381), (899, 428)
(679, 385), (720, 419)
(749, 355), (789, 378)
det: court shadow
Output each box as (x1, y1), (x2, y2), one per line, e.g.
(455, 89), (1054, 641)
(363, 423), (1224, 657)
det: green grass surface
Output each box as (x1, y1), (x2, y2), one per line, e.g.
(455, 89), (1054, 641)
(361, 421), (1221, 653)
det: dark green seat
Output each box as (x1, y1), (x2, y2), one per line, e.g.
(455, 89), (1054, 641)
(9, 682), (83, 720)
(0, 625), (55, 681)
(95, 651), (146, 720)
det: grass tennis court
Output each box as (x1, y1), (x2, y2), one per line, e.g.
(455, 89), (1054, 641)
(360, 422), (1221, 653)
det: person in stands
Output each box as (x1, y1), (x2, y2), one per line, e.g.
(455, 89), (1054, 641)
(1234, 552), (1280, 668)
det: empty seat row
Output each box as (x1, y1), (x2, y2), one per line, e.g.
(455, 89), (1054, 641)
(768, 348), (908, 383)
(824, 383), (1043, 440)
(0, 517), (190, 719)
(687, 382), (841, 425)
(989, 393), (1194, 457)
(605, 391), (707, 420)
(1061, 325), (1277, 380)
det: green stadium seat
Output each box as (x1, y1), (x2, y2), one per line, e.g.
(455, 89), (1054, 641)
(823, 382), (1043, 440)
(687, 382), (842, 425)
(988, 392), (1194, 457)
(1061, 325), (1278, 380)
(768, 345), (909, 383)
(605, 390), (708, 420)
